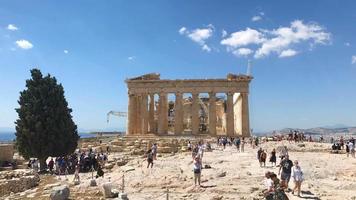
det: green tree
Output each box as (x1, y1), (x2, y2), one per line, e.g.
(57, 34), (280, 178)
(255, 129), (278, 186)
(15, 69), (79, 171)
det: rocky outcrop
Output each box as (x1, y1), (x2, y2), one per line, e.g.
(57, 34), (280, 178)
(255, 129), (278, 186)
(50, 185), (70, 200)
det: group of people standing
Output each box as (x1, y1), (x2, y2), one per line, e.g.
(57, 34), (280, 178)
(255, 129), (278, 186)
(261, 146), (304, 199)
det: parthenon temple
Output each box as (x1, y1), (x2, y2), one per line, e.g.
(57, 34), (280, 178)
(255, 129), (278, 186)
(125, 73), (253, 137)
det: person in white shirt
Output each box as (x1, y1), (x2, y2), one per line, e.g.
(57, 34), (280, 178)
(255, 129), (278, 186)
(291, 160), (304, 197)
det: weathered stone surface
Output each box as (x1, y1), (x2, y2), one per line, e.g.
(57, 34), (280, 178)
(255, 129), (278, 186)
(0, 174), (39, 196)
(50, 185), (70, 200)
(101, 182), (118, 198)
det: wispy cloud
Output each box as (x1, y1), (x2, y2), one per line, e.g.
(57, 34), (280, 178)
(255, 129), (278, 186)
(179, 24), (214, 52)
(352, 55), (356, 64)
(64, 50), (69, 54)
(233, 48), (253, 57)
(345, 42), (351, 46)
(128, 56), (136, 61)
(222, 29), (227, 38)
(7, 24), (18, 31)
(251, 16), (262, 22)
(15, 39), (33, 49)
(279, 49), (298, 58)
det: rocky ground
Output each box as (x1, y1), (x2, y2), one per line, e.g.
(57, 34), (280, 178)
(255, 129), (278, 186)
(2, 141), (356, 200)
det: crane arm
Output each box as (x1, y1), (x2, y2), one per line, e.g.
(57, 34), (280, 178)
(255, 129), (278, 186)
(107, 111), (127, 123)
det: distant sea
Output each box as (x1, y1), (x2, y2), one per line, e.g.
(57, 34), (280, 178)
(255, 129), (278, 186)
(0, 132), (100, 142)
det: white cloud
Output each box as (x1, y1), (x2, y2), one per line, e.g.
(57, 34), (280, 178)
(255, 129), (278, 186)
(279, 49), (298, 57)
(222, 29), (227, 38)
(15, 40), (33, 49)
(178, 27), (187, 35)
(260, 12), (265, 16)
(219, 20), (330, 59)
(128, 56), (136, 60)
(251, 16), (262, 22)
(221, 28), (265, 48)
(64, 50), (69, 54)
(345, 42), (351, 46)
(352, 55), (356, 64)
(7, 24), (18, 31)
(187, 28), (213, 44)
(179, 25), (214, 52)
(254, 20), (330, 58)
(233, 48), (253, 57)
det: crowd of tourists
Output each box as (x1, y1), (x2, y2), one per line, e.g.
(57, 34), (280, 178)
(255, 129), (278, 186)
(28, 148), (108, 182)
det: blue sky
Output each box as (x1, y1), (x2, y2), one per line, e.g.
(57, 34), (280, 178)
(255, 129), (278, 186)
(0, 0), (356, 132)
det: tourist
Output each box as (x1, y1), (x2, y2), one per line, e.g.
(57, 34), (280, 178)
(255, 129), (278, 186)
(260, 150), (267, 167)
(291, 160), (304, 197)
(270, 148), (277, 167)
(278, 155), (293, 191)
(187, 141), (192, 151)
(193, 156), (202, 187)
(48, 158), (54, 174)
(257, 148), (263, 166)
(346, 141), (350, 157)
(241, 137), (245, 152)
(222, 137), (227, 149)
(279, 146), (288, 163)
(192, 144), (199, 159)
(348, 141), (355, 158)
(151, 143), (158, 160)
(235, 137), (241, 152)
(270, 173), (289, 200)
(96, 164), (104, 178)
(146, 149), (154, 168)
(340, 137), (344, 149)
(73, 164), (80, 184)
(263, 172), (274, 200)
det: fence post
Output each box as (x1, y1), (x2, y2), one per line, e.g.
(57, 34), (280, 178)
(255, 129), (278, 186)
(166, 187), (169, 200)
(122, 173), (125, 193)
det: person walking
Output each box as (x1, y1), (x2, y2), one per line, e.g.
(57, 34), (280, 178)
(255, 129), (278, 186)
(291, 160), (303, 197)
(193, 156), (202, 187)
(278, 155), (293, 191)
(146, 149), (154, 168)
(240, 137), (245, 152)
(257, 148), (263, 167)
(270, 149), (277, 167)
(260, 150), (267, 167)
(348, 141), (355, 158)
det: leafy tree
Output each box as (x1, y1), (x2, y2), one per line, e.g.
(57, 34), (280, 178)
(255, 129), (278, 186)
(15, 69), (79, 170)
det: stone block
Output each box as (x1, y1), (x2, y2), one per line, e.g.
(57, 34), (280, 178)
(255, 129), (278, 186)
(50, 185), (70, 200)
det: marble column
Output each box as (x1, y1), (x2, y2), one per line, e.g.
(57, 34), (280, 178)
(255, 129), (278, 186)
(148, 94), (155, 133)
(174, 92), (183, 135)
(127, 93), (136, 135)
(191, 92), (200, 135)
(226, 92), (234, 136)
(141, 94), (148, 134)
(158, 92), (168, 135)
(135, 94), (142, 134)
(241, 92), (250, 137)
(208, 92), (216, 136)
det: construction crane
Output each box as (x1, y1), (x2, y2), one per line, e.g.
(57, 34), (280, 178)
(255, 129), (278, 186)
(107, 111), (127, 123)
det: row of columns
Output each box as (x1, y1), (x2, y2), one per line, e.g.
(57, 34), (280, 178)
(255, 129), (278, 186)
(127, 92), (249, 136)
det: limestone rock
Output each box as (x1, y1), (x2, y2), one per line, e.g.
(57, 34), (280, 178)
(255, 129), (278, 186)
(101, 182), (117, 198)
(50, 185), (70, 200)
(216, 171), (226, 178)
(117, 159), (128, 167)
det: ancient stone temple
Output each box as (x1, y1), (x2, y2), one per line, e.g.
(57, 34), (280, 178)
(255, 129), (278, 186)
(125, 73), (253, 137)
